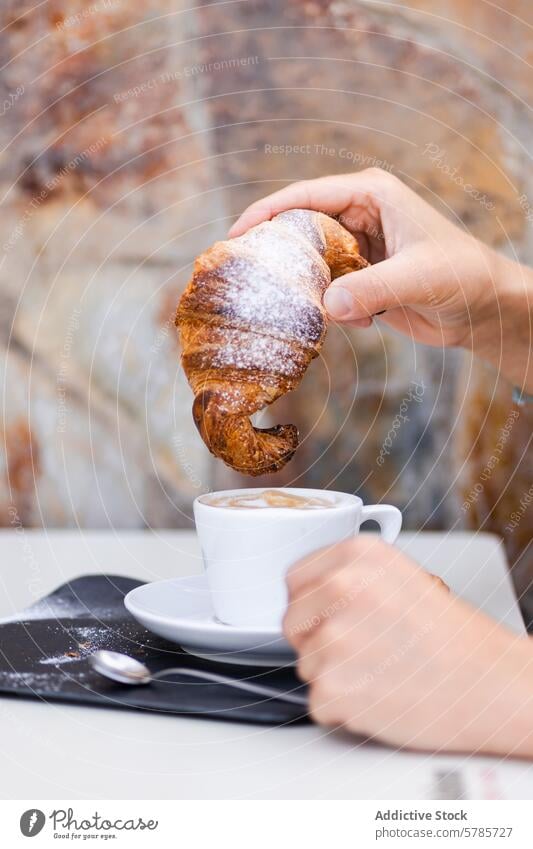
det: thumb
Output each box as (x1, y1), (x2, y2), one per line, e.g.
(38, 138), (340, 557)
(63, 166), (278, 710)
(323, 253), (423, 321)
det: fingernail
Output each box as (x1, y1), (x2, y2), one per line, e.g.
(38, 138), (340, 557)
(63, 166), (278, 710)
(323, 287), (353, 319)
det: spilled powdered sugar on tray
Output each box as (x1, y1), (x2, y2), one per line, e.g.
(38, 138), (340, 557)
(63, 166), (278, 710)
(0, 669), (90, 693)
(0, 620), (157, 695)
(0, 577), (159, 696)
(38, 625), (113, 666)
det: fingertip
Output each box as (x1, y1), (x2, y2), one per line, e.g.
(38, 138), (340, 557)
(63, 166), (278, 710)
(323, 287), (355, 320)
(286, 560), (306, 595)
(227, 204), (276, 238)
(227, 217), (250, 238)
(323, 284), (378, 324)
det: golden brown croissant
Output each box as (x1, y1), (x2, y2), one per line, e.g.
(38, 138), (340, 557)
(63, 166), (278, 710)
(175, 209), (368, 476)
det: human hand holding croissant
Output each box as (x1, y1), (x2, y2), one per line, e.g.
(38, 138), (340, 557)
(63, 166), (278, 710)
(175, 209), (368, 475)
(230, 169), (533, 393)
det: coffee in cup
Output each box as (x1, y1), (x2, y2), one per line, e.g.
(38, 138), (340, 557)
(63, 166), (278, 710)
(200, 489), (336, 510)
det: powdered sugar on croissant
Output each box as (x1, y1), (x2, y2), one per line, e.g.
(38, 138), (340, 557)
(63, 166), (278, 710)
(175, 209), (368, 475)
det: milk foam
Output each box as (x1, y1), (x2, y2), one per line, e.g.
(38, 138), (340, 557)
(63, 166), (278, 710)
(202, 489), (337, 509)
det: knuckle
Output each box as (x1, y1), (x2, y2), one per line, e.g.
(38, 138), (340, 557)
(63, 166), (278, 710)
(286, 557), (314, 594)
(364, 166), (399, 187)
(291, 179), (312, 202)
(285, 566), (305, 601)
(354, 581), (382, 610)
(281, 610), (297, 642)
(309, 678), (341, 725)
(327, 567), (353, 598)
(430, 573), (449, 592)
(362, 166), (392, 185)
(296, 653), (315, 682)
(318, 618), (344, 647)
(283, 609), (317, 643)
(337, 537), (374, 568)
(296, 657), (308, 681)
(364, 165), (387, 178)
(348, 535), (380, 555)
(350, 578), (386, 610)
(309, 698), (333, 726)
(285, 566), (298, 595)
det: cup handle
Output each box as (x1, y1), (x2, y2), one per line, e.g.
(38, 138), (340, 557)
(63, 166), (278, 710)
(360, 504), (402, 544)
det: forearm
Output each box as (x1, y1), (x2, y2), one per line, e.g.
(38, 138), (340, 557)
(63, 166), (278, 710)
(471, 249), (533, 392)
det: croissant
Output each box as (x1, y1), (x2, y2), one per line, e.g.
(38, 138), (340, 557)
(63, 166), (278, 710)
(175, 209), (368, 476)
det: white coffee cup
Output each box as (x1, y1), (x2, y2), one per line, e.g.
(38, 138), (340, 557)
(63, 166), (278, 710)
(193, 488), (402, 629)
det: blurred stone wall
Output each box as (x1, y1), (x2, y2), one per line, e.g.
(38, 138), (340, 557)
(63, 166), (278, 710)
(0, 1), (531, 609)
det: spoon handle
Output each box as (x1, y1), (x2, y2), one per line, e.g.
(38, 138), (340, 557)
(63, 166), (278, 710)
(151, 667), (308, 707)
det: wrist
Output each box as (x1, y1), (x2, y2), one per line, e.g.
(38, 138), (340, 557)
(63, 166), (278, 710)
(469, 249), (533, 392)
(474, 635), (533, 758)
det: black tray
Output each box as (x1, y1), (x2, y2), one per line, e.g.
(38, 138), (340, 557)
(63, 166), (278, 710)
(0, 575), (308, 725)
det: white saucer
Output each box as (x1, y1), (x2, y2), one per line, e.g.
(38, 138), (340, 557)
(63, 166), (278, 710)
(124, 575), (296, 668)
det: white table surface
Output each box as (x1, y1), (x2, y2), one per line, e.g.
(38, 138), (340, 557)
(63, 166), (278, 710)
(0, 528), (532, 800)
